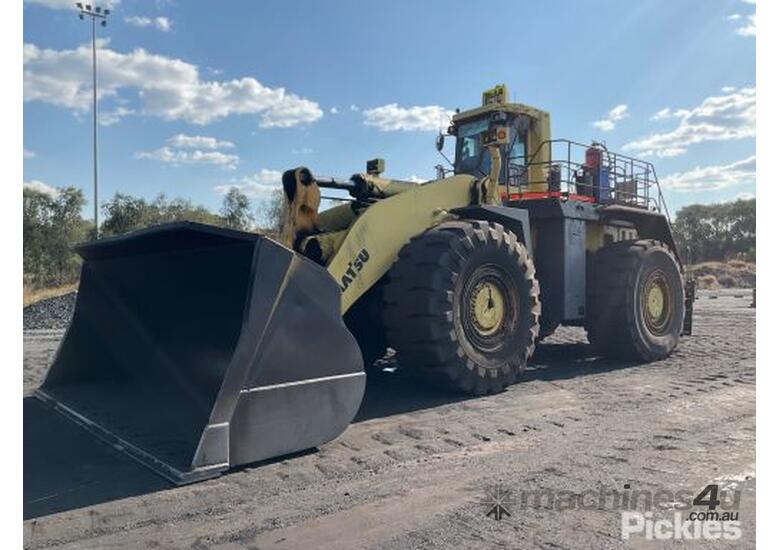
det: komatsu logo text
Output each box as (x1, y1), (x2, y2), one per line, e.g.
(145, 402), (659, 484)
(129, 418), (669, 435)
(340, 249), (370, 291)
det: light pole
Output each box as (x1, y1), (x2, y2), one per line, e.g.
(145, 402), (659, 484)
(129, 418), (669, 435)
(76, 3), (110, 239)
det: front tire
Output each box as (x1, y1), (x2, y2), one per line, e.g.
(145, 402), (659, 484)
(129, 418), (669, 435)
(586, 239), (684, 361)
(344, 281), (388, 373)
(383, 221), (540, 395)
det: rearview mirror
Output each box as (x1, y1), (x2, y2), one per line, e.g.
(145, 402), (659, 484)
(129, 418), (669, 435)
(435, 133), (445, 152)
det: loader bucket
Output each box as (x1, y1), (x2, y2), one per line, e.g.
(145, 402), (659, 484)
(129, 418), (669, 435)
(35, 222), (365, 484)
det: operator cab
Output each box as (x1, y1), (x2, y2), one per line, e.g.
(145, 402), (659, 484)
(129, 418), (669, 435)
(444, 84), (552, 198)
(453, 112), (529, 188)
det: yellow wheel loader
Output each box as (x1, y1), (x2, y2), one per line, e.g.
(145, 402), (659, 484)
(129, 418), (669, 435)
(35, 84), (693, 484)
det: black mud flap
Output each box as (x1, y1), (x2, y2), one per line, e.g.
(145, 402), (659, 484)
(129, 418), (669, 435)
(683, 277), (695, 336)
(35, 222), (365, 484)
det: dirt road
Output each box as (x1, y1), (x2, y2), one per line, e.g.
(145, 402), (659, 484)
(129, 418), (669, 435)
(23, 291), (755, 549)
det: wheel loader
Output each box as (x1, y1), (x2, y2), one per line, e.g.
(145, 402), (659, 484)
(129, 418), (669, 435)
(34, 84), (693, 484)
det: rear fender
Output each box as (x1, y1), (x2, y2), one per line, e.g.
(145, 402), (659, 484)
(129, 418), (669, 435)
(599, 204), (681, 264)
(450, 205), (532, 258)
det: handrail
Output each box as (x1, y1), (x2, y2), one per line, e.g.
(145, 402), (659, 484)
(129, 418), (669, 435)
(503, 139), (669, 218)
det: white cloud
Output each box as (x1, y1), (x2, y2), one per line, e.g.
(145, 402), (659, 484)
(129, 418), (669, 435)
(125, 16), (151, 27)
(23, 148), (35, 159)
(214, 169), (282, 198)
(728, 2), (755, 37)
(363, 104), (453, 132)
(736, 191), (755, 201)
(656, 147), (686, 158)
(155, 16), (172, 32)
(624, 87), (755, 157)
(349, 104), (359, 112)
(136, 134), (238, 169)
(125, 16), (172, 32)
(166, 134), (234, 150)
(721, 86), (737, 93)
(98, 105), (135, 126)
(136, 148), (239, 169)
(650, 107), (690, 123)
(592, 104), (629, 132)
(652, 107), (672, 121)
(23, 179), (59, 197)
(25, 0), (119, 9)
(736, 13), (756, 36)
(330, 107), (339, 114)
(662, 156), (755, 192)
(406, 175), (428, 183)
(24, 42), (323, 127)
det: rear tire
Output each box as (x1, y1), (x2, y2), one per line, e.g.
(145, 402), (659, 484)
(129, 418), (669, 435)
(383, 220), (540, 395)
(586, 239), (684, 361)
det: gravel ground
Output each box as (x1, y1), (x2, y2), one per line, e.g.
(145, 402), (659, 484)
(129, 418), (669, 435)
(23, 293), (76, 331)
(23, 290), (755, 549)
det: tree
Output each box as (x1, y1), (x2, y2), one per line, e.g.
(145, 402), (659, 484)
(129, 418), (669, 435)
(257, 188), (287, 238)
(23, 186), (88, 287)
(25, 188), (256, 289)
(100, 193), (154, 236)
(673, 198), (755, 263)
(154, 194), (222, 226)
(220, 187), (254, 231)
(101, 193), (224, 237)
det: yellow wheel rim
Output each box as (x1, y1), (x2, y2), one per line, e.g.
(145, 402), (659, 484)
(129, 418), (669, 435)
(647, 284), (665, 321)
(642, 270), (672, 335)
(470, 281), (506, 336)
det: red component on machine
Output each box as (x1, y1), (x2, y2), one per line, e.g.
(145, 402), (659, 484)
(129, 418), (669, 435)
(500, 190), (596, 203)
(585, 145), (603, 169)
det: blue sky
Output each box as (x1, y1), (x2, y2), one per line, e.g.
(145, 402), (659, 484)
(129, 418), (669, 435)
(23, 0), (756, 220)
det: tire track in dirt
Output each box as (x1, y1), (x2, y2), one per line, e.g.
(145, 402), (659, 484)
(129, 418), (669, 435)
(23, 294), (755, 549)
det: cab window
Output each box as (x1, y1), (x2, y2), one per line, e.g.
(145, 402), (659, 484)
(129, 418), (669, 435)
(507, 132), (527, 186)
(455, 118), (490, 176)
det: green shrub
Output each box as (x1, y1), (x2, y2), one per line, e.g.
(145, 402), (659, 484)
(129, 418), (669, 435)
(673, 198), (755, 264)
(101, 193), (226, 237)
(23, 186), (88, 287)
(24, 186), (263, 289)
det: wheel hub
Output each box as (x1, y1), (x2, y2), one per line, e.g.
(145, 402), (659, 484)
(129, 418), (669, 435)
(470, 280), (506, 336)
(460, 264), (516, 354)
(642, 270), (672, 335)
